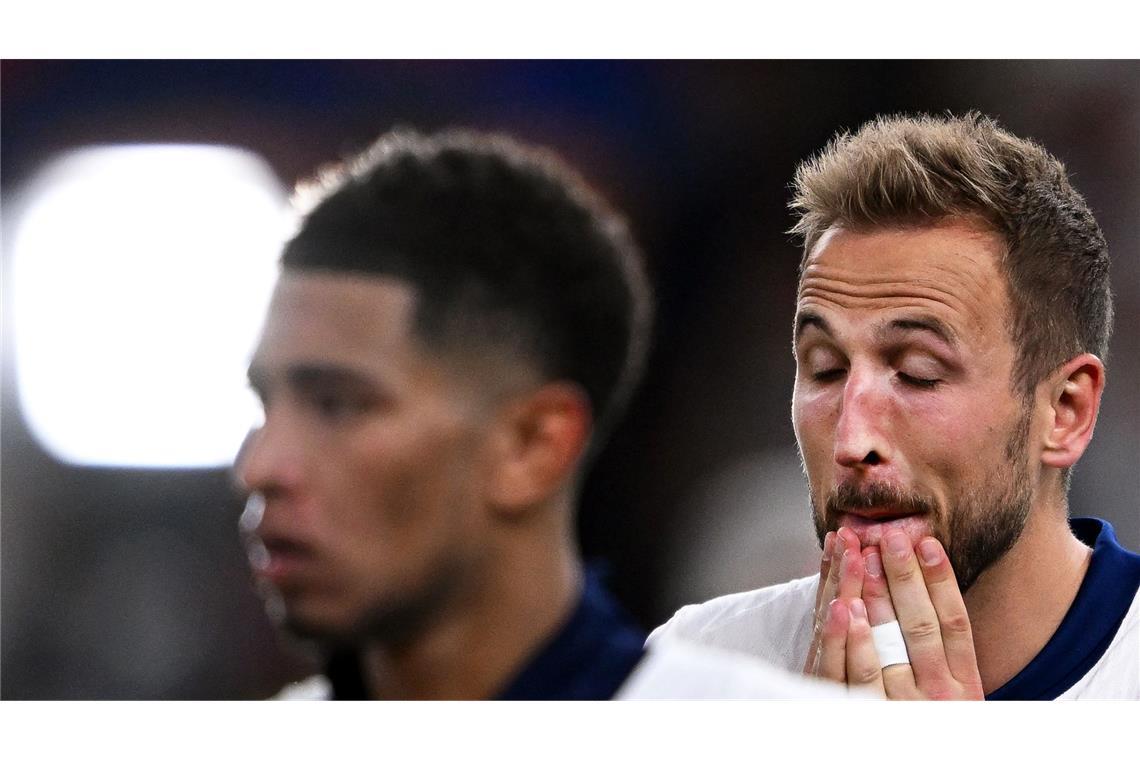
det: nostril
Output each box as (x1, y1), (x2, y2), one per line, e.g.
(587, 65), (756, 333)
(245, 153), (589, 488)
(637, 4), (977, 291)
(862, 451), (882, 465)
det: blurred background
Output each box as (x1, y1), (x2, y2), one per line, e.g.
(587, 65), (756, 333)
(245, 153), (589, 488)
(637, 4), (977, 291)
(2, 60), (1137, 699)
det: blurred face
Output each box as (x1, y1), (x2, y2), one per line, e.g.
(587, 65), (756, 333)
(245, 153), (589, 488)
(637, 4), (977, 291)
(792, 221), (1034, 591)
(237, 271), (496, 644)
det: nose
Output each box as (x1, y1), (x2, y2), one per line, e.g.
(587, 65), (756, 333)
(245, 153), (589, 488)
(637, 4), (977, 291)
(833, 368), (892, 470)
(233, 421), (302, 502)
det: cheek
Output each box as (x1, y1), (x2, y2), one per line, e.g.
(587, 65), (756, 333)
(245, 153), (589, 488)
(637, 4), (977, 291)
(340, 418), (481, 536)
(313, 422), (429, 536)
(895, 392), (1008, 483)
(792, 387), (836, 465)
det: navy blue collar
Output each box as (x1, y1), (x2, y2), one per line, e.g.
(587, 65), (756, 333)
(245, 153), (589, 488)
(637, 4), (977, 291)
(986, 517), (1140, 700)
(496, 568), (646, 700)
(326, 568), (645, 700)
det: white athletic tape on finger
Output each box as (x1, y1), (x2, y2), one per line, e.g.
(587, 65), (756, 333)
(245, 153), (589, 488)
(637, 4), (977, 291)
(871, 620), (910, 667)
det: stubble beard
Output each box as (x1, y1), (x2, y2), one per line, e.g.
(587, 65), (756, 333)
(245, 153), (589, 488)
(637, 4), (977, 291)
(808, 407), (1034, 593)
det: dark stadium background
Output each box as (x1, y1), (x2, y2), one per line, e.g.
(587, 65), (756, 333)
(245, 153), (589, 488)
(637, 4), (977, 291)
(3, 60), (1137, 698)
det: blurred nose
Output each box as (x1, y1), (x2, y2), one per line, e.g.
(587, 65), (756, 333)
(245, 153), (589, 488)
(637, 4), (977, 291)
(834, 367), (891, 470)
(233, 421), (302, 503)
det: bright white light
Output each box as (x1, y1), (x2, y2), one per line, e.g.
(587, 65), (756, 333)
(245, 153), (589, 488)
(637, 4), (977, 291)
(11, 144), (288, 468)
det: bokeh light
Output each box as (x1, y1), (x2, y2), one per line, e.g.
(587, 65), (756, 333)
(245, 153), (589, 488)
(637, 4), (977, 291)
(11, 144), (287, 468)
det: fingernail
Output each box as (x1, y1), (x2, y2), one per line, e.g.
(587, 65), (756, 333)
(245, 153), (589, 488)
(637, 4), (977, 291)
(918, 538), (941, 567)
(883, 531), (910, 557)
(850, 599), (867, 621)
(832, 532), (845, 560)
(865, 550), (882, 578)
(823, 532), (835, 557)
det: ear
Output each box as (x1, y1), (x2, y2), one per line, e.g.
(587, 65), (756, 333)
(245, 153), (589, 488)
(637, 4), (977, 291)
(483, 381), (593, 515)
(1039, 353), (1105, 470)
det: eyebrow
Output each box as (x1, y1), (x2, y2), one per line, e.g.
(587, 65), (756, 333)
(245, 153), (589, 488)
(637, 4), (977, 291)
(876, 317), (958, 348)
(794, 312), (958, 348)
(246, 362), (379, 394)
(794, 312), (832, 341)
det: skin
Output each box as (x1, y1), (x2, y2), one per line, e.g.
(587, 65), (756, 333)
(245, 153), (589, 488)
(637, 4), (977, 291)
(237, 270), (589, 699)
(793, 219), (1104, 698)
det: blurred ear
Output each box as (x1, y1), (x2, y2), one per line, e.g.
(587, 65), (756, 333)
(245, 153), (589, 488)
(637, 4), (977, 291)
(483, 381), (593, 516)
(1039, 353), (1105, 470)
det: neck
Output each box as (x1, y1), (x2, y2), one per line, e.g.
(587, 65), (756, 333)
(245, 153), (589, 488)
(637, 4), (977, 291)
(359, 500), (583, 700)
(963, 498), (1091, 694)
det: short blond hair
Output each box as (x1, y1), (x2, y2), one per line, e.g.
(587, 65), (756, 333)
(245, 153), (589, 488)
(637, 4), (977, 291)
(789, 112), (1112, 395)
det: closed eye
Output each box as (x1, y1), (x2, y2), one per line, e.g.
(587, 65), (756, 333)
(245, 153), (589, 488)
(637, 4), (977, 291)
(898, 372), (941, 389)
(811, 368), (846, 383)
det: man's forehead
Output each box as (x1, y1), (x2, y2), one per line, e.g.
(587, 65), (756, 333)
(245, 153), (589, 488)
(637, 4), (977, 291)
(272, 269), (417, 313)
(264, 270), (416, 339)
(795, 221), (1007, 340)
(250, 270), (532, 397)
(248, 270), (420, 368)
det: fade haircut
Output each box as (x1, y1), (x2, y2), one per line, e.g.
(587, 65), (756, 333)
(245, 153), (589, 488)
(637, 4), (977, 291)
(282, 128), (653, 444)
(789, 111), (1113, 397)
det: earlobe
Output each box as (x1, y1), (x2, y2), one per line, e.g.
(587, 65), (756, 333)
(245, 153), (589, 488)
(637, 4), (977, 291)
(484, 382), (592, 516)
(1040, 353), (1105, 470)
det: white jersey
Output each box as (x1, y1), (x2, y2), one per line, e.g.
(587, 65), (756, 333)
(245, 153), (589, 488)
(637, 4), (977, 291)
(647, 574), (818, 680)
(650, 517), (1140, 700)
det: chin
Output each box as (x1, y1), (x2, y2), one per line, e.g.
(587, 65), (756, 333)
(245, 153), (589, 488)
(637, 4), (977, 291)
(262, 584), (362, 644)
(278, 592), (444, 650)
(278, 604), (360, 647)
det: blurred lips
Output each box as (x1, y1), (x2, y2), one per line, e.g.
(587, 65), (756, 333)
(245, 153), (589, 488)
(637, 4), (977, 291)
(251, 532), (318, 586)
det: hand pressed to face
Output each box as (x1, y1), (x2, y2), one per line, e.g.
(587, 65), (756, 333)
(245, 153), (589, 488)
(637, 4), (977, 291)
(809, 531), (984, 699)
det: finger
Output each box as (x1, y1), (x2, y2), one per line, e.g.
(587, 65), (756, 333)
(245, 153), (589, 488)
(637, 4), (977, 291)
(835, 527), (865, 602)
(815, 598), (849, 683)
(811, 532), (846, 645)
(820, 529), (844, 608)
(860, 547), (896, 626)
(804, 640), (820, 675)
(859, 546), (919, 698)
(880, 529), (951, 691)
(881, 662), (920, 699)
(916, 537), (983, 696)
(807, 535), (843, 669)
(804, 531), (838, 674)
(845, 599), (886, 696)
(813, 531), (836, 610)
